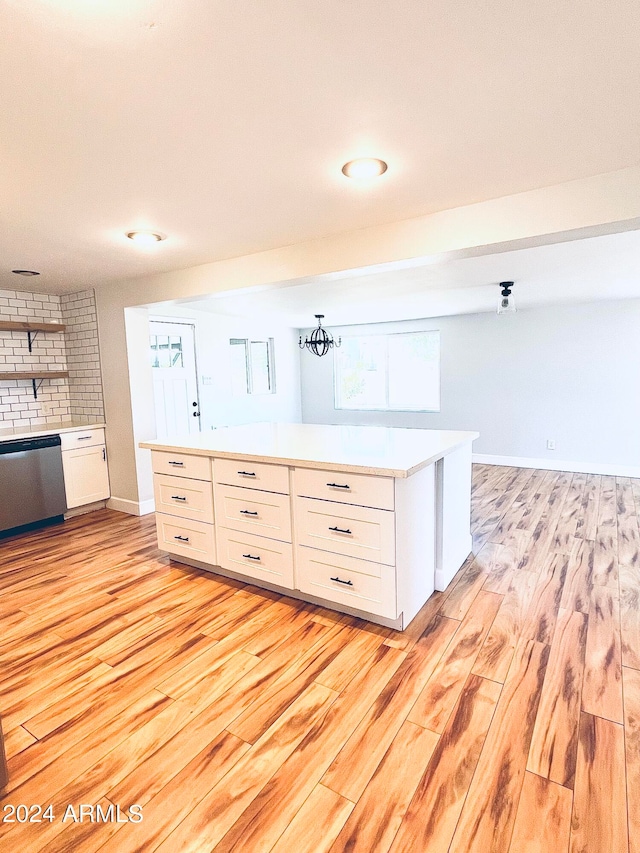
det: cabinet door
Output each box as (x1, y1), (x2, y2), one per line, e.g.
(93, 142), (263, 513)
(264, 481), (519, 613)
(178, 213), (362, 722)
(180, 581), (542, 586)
(62, 445), (111, 508)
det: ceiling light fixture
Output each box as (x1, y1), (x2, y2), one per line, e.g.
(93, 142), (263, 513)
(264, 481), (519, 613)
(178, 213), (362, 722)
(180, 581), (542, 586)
(497, 281), (516, 314)
(126, 230), (166, 244)
(12, 269), (40, 276)
(299, 315), (341, 357)
(341, 158), (388, 180)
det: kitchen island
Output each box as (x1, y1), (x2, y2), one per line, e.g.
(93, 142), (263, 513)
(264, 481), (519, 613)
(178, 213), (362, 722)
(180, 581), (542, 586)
(140, 423), (478, 630)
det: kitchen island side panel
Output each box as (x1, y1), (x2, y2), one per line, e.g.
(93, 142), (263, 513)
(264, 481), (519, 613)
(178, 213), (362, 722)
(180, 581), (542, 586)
(394, 463), (436, 626)
(435, 442), (474, 590)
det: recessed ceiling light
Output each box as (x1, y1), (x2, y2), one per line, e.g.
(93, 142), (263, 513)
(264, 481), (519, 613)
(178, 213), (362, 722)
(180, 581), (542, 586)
(341, 158), (388, 179)
(12, 269), (40, 276)
(126, 230), (166, 244)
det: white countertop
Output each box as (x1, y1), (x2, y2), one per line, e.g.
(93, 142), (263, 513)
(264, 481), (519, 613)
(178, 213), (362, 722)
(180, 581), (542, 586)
(0, 420), (106, 443)
(140, 423), (479, 477)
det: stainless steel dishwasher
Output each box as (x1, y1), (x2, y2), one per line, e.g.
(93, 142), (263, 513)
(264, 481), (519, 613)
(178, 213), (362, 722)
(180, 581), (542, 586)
(0, 434), (67, 536)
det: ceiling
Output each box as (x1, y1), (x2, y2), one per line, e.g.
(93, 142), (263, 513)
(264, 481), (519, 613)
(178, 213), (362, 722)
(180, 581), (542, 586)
(1, 0), (639, 293)
(170, 229), (640, 326)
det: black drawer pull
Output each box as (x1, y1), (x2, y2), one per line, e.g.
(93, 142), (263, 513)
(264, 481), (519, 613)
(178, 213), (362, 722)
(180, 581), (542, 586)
(240, 509), (259, 516)
(174, 535), (190, 542)
(168, 461), (184, 466)
(171, 495), (187, 501)
(238, 471), (256, 477)
(329, 526), (352, 534)
(330, 576), (354, 586)
(242, 553), (261, 561)
(77, 436), (92, 441)
(326, 482), (350, 489)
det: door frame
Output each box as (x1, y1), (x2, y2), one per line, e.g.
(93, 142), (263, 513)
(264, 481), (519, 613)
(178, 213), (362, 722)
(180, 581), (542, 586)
(148, 318), (201, 437)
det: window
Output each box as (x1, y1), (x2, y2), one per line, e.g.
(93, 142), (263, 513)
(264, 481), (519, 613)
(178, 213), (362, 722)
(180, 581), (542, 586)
(150, 334), (184, 368)
(334, 331), (440, 411)
(230, 338), (276, 395)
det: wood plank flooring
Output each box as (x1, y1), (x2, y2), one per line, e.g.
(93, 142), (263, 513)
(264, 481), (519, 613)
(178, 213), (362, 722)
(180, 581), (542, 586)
(0, 464), (637, 852)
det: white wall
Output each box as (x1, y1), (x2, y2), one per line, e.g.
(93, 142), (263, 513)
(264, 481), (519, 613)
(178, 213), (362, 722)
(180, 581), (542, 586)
(300, 299), (640, 474)
(113, 303), (302, 514)
(96, 166), (640, 508)
(150, 306), (302, 430)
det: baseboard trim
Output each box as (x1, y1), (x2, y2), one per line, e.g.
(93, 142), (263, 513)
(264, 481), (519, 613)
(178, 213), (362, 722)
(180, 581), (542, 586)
(107, 497), (156, 516)
(473, 453), (640, 478)
(65, 500), (108, 518)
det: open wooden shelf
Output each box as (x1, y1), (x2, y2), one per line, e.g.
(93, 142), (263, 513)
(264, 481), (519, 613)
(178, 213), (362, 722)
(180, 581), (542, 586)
(0, 371), (69, 381)
(0, 324), (69, 397)
(0, 321), (66, 333)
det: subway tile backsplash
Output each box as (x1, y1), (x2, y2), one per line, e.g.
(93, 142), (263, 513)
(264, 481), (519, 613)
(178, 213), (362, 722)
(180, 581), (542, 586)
(60, 290), (105, 420)
(0, 288), (105, 427)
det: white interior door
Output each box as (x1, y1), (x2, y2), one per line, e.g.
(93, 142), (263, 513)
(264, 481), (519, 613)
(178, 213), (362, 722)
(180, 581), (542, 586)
(149, 321), (201, 438)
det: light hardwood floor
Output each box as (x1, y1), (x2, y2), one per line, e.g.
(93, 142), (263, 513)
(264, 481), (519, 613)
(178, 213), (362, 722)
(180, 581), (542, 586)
(0, 465), (638, 852)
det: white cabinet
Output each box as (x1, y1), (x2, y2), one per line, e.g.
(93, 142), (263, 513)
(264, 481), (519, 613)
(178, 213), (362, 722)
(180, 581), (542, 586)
(294, 496), (395, 566)
(151, 450), (212, 482)
(213, 461), (294, 589)
(60, 428), (105, 452)
(155, 513), (216, 564)
(153, 473), (214, 524)
(293, 466), (394, 510)
(296, 547), (397, 619)
(214, 483), (292, 543)
(216, 527), (294, 588)
(152, 451), (216, 564)
(142, 428), (476, 631)
(152, 455), (431, 628)
(62, 443), (110, 508)
(214, 457), (289, 493)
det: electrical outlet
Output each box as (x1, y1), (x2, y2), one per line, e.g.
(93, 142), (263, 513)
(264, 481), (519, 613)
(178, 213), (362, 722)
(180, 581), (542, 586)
(546, 439), (556, 450)
(41, 402), (54, 417)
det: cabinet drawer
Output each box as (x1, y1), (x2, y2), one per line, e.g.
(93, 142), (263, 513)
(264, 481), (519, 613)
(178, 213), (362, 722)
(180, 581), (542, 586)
(296, 546), (397, 619)
(155, 513), (216, 564)
(214, 458), (289, 494)
(214, 484), (292, 542)
(153, 474), (214, 524)
(60, 427), (105, 451)
(216, 528), (294, 589)
(295, 497), (395, 565)
(294, 467), (394, 511)
(152, 451), (211, 482)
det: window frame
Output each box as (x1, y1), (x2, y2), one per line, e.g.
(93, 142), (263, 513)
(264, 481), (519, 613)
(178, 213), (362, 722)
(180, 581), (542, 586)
(333, 330), (440, 413)
(149, 333), (185, 369)
(230, 337), (276, 396)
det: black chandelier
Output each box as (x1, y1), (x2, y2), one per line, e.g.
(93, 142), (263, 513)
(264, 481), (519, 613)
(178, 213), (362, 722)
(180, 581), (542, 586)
(298, 315), (341, 357)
